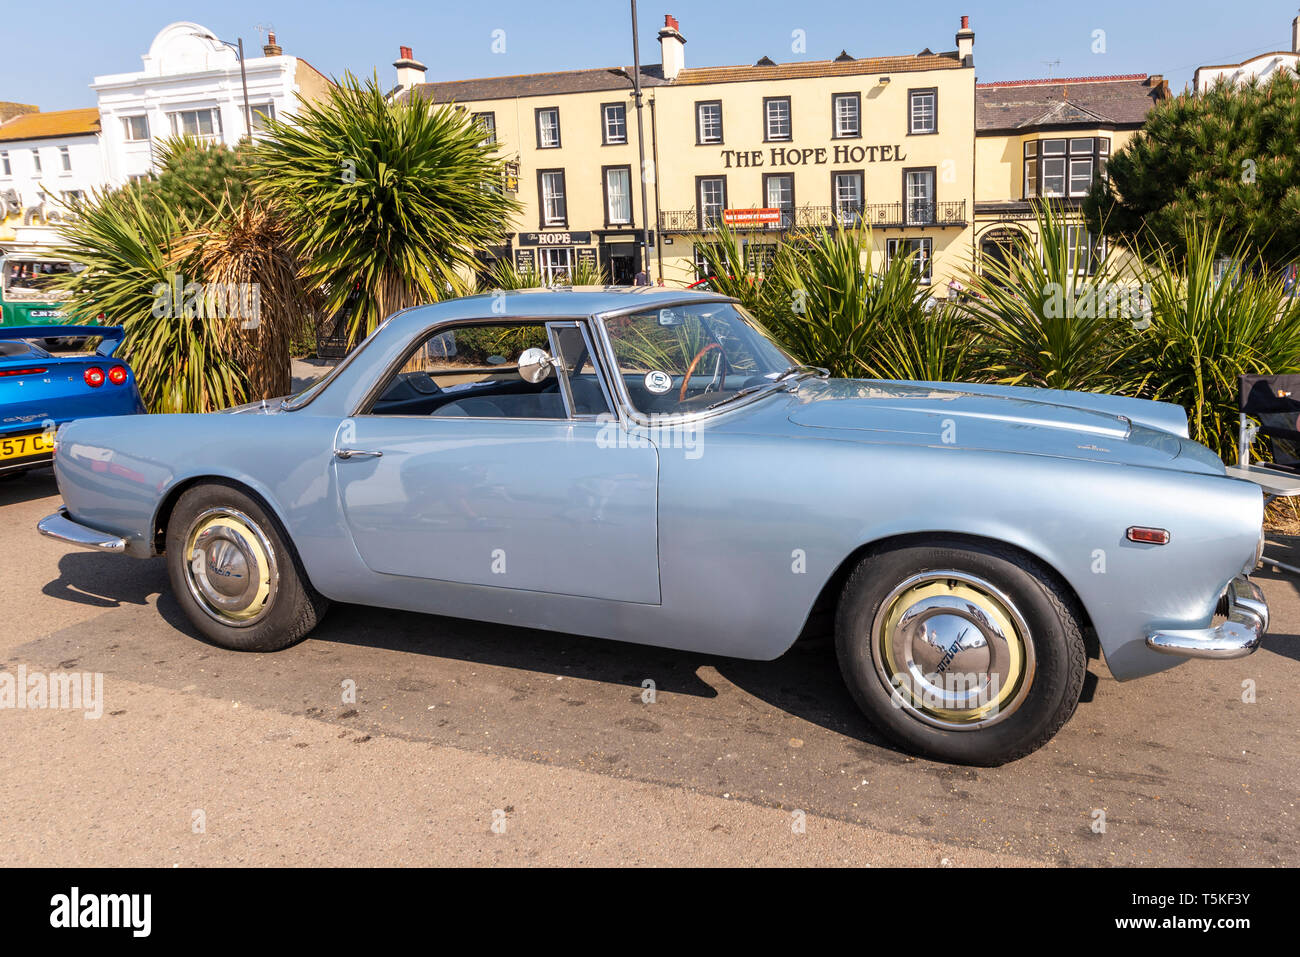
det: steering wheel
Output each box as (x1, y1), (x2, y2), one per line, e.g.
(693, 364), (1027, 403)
(679, 343), (726, 401)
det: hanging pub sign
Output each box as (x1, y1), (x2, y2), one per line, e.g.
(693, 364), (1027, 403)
(519, 231), (592, 246)
(723, 208), (781, 226)
(503, 161), (520, 193)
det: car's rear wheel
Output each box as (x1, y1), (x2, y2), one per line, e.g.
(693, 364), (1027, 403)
(165, 482), (328, 651)
(835, 539), (1086, 766)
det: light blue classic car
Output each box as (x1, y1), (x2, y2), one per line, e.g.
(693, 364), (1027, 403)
(38, 288), (1268, 765)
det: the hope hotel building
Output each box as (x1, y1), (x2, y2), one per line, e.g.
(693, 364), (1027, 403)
(400, 15), (1168, 289)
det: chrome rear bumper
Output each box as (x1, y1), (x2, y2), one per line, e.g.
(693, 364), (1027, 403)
(37, 507), (127, 553)
(1146, 576), (1268, 660)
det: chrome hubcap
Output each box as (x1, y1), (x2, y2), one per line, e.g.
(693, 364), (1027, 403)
(183, 507), (278, 627)
(871, 570), (1035, 730)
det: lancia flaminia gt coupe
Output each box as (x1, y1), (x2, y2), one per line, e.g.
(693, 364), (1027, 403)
(38, 288), (1269, 765)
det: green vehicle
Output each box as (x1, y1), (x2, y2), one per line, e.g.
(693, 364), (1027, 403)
(0, 254), (89, 331)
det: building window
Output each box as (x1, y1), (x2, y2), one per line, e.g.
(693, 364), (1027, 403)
(249, 103), (275, 133)
(31, 149), (41, 174)
(832, 171), (863, 223)
(692, 244), (710, 280)
(539, 169), (567, 227)
(764, 173), (795, 228)
(1066, 225), (1103, 276)
(1, 151), (10, 176)
(832, 93), (860, 138)
(62, 189), (85, 206)
(1023, 137), (1109, 199)
(470, 112), (496, 147)
(764, 97), (792, 142)
(908, 89), (937, 135)
(536, 107), (561, 149)
(122, 115), (150, 142)
(602, 103), (627, 145)
(539, 247), (574, 284)
(168, 108), (222, 139)
(58, 147), (71, 172)
(604, 165), (632, 225)
(887, 237), (933, 284)
(744, 242), (777, 275)
(697, 176), (726, 229)
(696, 101), (722, 144)
(904, 168), (936, 224)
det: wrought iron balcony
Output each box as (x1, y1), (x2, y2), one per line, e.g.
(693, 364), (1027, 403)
(658, 200), (967, 234)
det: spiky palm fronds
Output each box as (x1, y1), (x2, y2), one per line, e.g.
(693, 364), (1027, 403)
(253, 74), (520, 343)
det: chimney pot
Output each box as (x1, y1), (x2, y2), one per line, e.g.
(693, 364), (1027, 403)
(658, 14), (686, 80)
(393, 46), (427, 92)
(262, 30), (282, 57)
(956, 16), (974, 66)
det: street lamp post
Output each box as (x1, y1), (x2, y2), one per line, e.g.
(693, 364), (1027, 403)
(628, 0), (653, 282)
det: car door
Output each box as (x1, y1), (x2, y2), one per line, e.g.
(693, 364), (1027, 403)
(333, 318), (660, 604)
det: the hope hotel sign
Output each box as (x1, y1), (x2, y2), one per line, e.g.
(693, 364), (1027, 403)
(720, 144), (909, 168)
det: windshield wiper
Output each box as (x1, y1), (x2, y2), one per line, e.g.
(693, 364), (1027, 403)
(703, 365), (828, 411)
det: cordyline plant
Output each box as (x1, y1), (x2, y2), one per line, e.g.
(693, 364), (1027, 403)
(1119, 220), (1300, 461)
(54, 150), (313, 413)
(253, 74), (520, 344)
(958, 200), (1131, 392)
(696, 222), (981, 382)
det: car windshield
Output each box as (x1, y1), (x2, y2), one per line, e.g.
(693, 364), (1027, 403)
(600, 301), (800, 416)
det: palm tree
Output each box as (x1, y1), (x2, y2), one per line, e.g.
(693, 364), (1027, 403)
(254, 75), (520, 344)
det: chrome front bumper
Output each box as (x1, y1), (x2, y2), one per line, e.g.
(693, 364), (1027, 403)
(37, 507), (127, 553)
(1146, 576), (1269, 660)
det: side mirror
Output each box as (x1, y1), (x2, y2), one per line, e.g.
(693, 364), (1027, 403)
(517, 347), (555, 384)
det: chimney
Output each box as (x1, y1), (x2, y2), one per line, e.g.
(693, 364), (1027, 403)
(262, 31), (282, 57)
(956, 15), (975, 67)
(658, 14), (686, 80)
(393, 45), (427, 92)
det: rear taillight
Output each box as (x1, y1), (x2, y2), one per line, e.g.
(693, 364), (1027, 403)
(84, 366), (105, 388)
(107, 366), (127, 385)
(0, 366), (48, 378)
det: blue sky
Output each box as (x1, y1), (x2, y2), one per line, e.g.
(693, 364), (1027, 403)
(6, 0), (1298, 110)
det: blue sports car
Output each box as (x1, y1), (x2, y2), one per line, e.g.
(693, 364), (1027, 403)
(36, 289), (1269, 765)
(1, 325), (145, 476)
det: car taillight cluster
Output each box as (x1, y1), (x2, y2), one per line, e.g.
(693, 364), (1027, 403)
(84, 365), (129, 388)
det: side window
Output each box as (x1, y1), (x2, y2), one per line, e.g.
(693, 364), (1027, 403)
(549, 323), (611, 417)
(369, 322), (567, 419)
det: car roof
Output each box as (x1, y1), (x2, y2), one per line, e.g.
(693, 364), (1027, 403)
(391, 286), (731, 330)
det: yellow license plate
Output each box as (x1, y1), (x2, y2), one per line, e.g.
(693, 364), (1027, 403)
(0, 432), (54, 461)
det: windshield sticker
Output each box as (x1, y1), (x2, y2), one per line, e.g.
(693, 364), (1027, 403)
(644, 371), (672, 394)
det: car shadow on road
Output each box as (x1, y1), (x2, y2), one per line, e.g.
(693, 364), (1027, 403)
(0, 467), (58, 507)
(42, 549), (168, 609)
(41, 543), (900, 751)
(305, 602), (899, 749)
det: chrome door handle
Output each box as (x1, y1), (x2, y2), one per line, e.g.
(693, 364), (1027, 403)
(334, 449), (383, 460)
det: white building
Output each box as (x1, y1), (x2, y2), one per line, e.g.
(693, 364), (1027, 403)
(1195, 15), (1300, 91)
(92, 21), (331, 187)
(0, 108), (105, 250)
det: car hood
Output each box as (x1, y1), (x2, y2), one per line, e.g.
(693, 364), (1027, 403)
(783, 379), (1225, 475)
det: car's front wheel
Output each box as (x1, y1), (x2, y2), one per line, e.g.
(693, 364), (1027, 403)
(835, 539), (1086, 766)
(165, 482), (328, 651)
